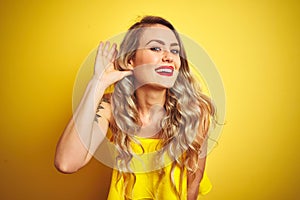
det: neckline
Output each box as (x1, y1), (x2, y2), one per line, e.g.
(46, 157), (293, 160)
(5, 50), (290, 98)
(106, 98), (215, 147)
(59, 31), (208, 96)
(134, 135), (161, 141)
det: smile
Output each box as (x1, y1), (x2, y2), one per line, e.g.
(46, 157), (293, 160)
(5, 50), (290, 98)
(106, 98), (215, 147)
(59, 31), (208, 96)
(155, 66), (174, 76)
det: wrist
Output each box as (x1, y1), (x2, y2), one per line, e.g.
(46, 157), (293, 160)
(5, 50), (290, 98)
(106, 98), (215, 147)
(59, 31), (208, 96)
(90, 75), (110, 90)
(88, 77), (108, 104)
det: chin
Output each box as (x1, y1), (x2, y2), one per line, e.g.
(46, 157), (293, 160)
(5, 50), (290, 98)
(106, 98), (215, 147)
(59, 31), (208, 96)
(151, 82), (175, 89)
(135, 79), (176, 90)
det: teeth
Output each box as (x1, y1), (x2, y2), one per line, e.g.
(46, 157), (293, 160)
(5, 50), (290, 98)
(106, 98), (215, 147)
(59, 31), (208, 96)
(156, 68), (172, 73)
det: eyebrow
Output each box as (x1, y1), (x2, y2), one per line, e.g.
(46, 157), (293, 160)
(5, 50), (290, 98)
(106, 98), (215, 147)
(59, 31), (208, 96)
(146, 39), (179, 47)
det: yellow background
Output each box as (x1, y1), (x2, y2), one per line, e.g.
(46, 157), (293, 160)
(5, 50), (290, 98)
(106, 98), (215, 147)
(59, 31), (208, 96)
(0, 0), (299, 199)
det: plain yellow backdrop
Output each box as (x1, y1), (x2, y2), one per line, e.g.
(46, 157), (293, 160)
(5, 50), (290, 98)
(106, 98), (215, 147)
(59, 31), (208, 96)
(0, 0), (299, 199)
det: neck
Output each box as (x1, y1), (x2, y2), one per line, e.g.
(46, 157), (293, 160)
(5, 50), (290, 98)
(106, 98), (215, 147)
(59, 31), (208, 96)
(135, 85), (166, 117)
(135, 85), (167, 138)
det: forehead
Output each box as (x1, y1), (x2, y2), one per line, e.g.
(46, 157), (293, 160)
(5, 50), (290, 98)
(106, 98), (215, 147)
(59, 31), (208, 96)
(139, 24), (179, 45)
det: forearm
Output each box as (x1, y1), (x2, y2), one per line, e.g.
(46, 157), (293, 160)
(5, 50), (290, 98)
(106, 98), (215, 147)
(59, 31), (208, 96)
(72, 77), (107, 145)
(187, 173), (203, 200)
(187, 156), (206, 200)
(55, 77), (107, 173)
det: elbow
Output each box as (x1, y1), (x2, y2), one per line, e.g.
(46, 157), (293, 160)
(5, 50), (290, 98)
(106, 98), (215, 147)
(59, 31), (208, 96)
(54, 158), (80, 174)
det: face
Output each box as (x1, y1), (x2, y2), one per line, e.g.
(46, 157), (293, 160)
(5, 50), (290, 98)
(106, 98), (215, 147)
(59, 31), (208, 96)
(130, 24), (181, 89)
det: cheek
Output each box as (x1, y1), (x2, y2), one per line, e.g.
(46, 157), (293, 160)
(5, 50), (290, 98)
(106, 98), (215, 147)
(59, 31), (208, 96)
(134, 67), (152, 77)
(134, 51), (159, 66)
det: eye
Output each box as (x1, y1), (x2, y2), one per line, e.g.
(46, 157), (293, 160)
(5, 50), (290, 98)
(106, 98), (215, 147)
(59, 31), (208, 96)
(171, 49), (180, 54)
(150, 47), (162, 52)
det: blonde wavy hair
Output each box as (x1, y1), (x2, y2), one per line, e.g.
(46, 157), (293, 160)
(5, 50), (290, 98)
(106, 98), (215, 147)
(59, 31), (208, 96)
(110, 16), (216, 199)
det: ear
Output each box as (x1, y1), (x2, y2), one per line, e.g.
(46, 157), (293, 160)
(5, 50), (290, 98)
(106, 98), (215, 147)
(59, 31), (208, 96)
(127, 59), (134, 70)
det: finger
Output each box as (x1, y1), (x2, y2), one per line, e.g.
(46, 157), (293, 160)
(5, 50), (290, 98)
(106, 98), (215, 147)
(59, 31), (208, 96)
(107, 43), (116, 61)
(102, 41), (110, 56)
(122, 70), (133, 77)
(115, 71), (133, 82)
(111, 49), (118, 69)
(111, 71), (133, 83)
(111, 48), (118, 70)
(111, 48), (118, 64)
(96, 42), (103, 61)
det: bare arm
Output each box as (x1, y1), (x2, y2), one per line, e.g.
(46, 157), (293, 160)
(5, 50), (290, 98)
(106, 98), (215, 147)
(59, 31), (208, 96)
(187, 156), (207, 200)
(187, 135), (208, 200)
(54, 41), (132, 173)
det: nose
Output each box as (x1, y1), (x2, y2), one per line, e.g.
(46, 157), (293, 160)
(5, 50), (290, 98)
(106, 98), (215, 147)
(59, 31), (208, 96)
(162, 50), (173, 63)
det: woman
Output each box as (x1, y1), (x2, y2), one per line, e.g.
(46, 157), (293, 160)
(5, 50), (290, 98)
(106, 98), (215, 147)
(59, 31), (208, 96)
(55, 16), (216, 200)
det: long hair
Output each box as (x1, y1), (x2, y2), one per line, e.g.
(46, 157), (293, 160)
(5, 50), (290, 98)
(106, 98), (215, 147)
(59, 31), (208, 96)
(110, 16), (216, 199)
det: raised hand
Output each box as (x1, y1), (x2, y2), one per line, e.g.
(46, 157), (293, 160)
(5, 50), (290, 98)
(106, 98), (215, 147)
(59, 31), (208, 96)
(93, 41), (132, 87)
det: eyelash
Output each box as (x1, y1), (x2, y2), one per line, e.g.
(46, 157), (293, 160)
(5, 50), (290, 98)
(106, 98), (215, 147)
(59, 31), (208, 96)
(150, 47), (161, 52)
(171, 49), (180, 54)
(149, 47), (180, 54)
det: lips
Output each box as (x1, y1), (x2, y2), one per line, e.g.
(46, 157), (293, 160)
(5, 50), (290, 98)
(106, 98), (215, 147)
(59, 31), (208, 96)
(155, 66), (174, 76)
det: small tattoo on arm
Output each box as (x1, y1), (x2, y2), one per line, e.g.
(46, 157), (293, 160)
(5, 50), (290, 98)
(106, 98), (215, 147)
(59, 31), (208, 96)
(94, 97), (110, 122)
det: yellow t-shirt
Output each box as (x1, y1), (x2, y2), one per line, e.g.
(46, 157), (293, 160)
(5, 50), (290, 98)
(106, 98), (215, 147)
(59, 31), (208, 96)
(107, 136), (212, 200)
